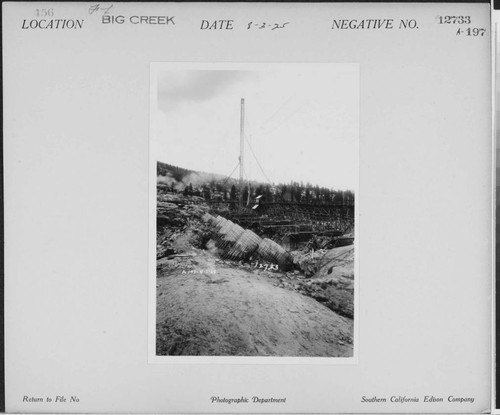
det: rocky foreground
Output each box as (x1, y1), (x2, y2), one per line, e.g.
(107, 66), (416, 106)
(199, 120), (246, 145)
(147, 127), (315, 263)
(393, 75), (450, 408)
(156, 193), (354, 356)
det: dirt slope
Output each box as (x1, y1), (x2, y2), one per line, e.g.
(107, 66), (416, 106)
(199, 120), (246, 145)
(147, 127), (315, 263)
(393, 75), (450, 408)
(156, 251), (353, 357)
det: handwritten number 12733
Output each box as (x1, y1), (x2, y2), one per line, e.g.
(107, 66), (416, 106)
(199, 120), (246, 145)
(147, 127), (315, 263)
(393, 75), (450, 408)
(437, 16), (471, 24)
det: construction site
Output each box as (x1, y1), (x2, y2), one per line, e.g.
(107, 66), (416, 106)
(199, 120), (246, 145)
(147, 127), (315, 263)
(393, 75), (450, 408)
(155, 98), (355, 357)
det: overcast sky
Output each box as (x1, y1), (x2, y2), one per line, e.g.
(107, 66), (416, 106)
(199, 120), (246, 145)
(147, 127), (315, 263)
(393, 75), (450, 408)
(152, 66), (358, 190)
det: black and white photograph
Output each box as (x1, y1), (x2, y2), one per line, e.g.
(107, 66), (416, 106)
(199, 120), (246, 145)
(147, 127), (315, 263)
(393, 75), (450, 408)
(150, 64), (359, 358)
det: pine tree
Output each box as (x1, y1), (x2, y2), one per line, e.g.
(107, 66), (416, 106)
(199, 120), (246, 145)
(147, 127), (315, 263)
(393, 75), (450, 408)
(202, 185), (211, 200)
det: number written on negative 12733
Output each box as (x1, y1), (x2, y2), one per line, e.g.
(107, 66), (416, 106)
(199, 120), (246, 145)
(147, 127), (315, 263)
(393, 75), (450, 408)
(437, 16), (471, 24)
(253, 261), (279, 272)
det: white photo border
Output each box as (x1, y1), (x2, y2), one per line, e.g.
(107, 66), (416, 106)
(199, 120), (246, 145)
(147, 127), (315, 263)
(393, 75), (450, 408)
(148, 62), (360, 365)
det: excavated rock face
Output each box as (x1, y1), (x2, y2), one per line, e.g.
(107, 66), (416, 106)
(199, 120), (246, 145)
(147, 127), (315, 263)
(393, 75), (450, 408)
(156, 194), (211, 259)
(299, 245), (354, 318)
(296, 277), (354, 319)
(202, 213), (294, 271)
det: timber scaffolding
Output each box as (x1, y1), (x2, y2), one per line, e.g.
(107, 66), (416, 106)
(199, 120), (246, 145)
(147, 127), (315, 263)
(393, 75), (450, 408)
(158, 195), (354, 236)
(206, 200), (354, 237)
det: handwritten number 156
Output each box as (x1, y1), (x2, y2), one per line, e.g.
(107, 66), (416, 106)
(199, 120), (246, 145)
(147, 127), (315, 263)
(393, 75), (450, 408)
(35, 9), (54, 17)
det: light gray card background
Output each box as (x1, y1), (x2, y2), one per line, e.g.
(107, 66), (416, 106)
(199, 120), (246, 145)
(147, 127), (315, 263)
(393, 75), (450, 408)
(3, 2), (492, 413)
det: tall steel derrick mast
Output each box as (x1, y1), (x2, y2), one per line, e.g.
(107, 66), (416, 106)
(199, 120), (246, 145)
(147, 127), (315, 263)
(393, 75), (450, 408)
(239, 98), (245, 207)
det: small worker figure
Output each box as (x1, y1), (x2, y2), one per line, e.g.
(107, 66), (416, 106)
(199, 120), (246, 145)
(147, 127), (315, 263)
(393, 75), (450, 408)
(252, 195), (263, 212)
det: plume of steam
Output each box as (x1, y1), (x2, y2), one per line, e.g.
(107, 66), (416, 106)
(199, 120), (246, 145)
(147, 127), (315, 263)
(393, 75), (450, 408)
(182, 172), (220, 187)
(157, 172), (185, 191)
(157, 170), (225, 191)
